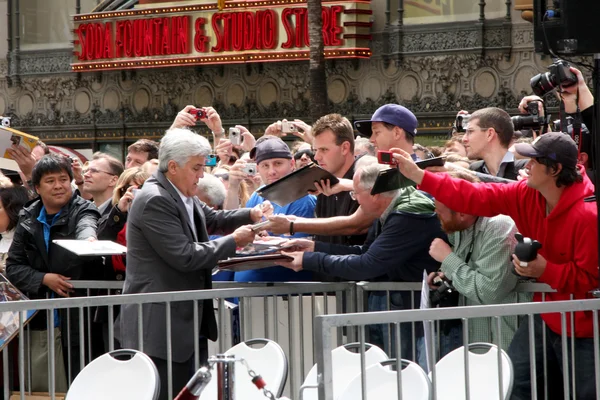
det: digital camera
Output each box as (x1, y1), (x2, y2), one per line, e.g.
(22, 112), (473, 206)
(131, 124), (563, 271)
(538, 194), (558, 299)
(1, 117), (10, 128)
(189, 107), (207, 120)
(229, 127), (241, 146)
(243, 163), (257, 176)
(429, 273), (457, 307)
(454, 114), (471, 133)
(530, 59), (578, 97)
(512, 101), (546, 133)
(512, 233), (542, 277)
(281, 121), (297, 134)
(206, 154), (218, 167)
(377, 150), (396, 165)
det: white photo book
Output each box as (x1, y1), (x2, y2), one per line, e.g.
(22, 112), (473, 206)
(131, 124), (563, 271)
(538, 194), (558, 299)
(53, 240), (127, 256)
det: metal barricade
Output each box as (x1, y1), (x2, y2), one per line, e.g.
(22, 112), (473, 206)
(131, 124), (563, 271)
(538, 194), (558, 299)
(314, 297), (600, 400)
(0, 282), (354, 400)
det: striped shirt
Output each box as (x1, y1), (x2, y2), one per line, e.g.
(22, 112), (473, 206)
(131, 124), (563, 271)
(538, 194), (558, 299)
(442, 215), (532, 350)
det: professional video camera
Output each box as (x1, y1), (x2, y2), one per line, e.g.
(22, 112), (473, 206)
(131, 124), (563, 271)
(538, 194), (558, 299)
(430, 273), (458, 306)
(512, 101), (548, 134)
(530, 59), (578, 97)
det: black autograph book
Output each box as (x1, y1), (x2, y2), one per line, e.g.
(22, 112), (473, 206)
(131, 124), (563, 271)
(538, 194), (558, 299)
(370, 157), (445, 195)
(257, 162), (339, 206)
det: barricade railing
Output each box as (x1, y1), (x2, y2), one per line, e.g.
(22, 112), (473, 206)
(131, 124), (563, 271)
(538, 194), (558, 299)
(1, 282), (354, 400)
(0, 280), (567, 400)
(314, 297), (600, 400)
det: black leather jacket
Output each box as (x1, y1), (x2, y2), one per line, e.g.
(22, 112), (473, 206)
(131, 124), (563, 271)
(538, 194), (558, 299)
(6, 193), (100, 299)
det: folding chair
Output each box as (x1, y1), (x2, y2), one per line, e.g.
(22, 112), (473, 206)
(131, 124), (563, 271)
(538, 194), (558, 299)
(200, 338), (288, 399)
(431, 342), (514, 400)
(299, 342), (389, 400)
(66, 349), (160, 400)
(338, 359), (432, 400)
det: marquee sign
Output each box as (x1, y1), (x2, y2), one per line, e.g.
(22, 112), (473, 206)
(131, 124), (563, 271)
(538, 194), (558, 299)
(72, 0), (372, 72)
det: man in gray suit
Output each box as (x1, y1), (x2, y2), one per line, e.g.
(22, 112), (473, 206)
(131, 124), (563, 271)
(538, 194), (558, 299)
(116, 128), (264, 400)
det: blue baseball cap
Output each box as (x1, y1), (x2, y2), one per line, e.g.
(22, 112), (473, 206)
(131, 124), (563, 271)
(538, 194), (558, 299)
(354, 104), (418, 137)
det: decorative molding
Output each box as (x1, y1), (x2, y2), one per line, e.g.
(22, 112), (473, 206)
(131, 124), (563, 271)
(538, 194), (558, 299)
(8, 50), (72, 76)
(3, 19), (591, 144)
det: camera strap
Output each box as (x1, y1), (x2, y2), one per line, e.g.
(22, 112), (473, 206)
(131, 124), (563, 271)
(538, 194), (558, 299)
(464, 217), (479, 264)
(559, 89), (583, 156)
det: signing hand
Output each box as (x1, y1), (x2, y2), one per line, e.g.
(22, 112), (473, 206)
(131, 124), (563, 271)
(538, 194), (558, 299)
(279, 251), (304, 272)
(42, 273), (74, 298)
(429, 238), (453, 263)
(250, 200), (274, 222)
(512, 253), (546, 278)
(231, 225), (257, 248)
(390, 147), (425, 184)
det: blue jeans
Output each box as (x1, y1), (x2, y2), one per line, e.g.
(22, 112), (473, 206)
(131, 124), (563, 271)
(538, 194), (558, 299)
(508, 314), (597, 400)
(416, 324), (463, 370)
(367, 292), (421, 361)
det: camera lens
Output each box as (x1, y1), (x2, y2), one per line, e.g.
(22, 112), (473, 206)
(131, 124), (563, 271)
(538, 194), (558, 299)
(530, 72), (556, 97)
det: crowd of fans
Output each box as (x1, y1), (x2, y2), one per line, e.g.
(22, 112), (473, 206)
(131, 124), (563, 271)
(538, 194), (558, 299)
(0, 65), (595, 400)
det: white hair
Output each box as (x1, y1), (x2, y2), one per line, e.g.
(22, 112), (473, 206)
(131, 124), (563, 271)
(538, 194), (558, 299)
(197, 173), (226, 208)
(357, 164), (400, 198)
(159, 128), (211, 172)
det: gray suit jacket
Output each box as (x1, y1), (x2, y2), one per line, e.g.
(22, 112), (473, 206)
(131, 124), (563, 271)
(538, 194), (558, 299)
(116, 171), (252, 362)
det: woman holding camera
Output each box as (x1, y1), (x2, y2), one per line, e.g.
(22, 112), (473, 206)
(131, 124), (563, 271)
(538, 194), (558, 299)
(97, 168), (150, 279)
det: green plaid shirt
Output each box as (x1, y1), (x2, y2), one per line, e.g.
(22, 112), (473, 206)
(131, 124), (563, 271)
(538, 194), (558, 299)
(442, 215), (532, 350)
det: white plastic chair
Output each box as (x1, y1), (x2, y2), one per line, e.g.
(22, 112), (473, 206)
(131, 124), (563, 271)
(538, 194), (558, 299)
(431, 342), (514, 400)
(337, 359), (431, 400)
(66, 349), (160, 400)
(200, 338), (288, 399)
(299, 342), (389, 400)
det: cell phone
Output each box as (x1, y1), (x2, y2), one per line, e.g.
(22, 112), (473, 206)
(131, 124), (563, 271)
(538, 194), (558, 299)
(243, 163), (257, 176)
(281, 121), (297, 134)
(189, 107), (207, 120)
(416, 156), (446, 169)
(229, 127), (241, 146)
(377, 150), (396, 165)
(206, 154), (218, 167)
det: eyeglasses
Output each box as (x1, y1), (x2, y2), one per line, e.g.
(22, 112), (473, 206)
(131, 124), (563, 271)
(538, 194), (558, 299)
(86, 167), (116, 176)
(349, 189), (368, 201)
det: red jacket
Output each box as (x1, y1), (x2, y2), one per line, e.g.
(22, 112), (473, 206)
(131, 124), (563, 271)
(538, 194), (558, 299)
(419, 166), (598, 337)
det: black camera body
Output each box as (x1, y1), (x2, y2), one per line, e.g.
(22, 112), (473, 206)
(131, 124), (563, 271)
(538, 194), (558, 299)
(530, 60), (578, 97)
(512, 101), (546, 133)
(430, 273), (457, 306)
(512, 233), (542, 277)
(514, 233), (542, 262)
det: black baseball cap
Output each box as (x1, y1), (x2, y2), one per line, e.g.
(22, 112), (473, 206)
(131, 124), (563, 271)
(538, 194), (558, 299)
(249, 137), (292, 165)
(354, 104), (418, 137)
(514, 132), (578, 168)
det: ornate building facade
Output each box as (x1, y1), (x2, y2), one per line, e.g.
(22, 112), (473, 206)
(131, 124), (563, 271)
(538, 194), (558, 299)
(0, 0), (590, 159)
